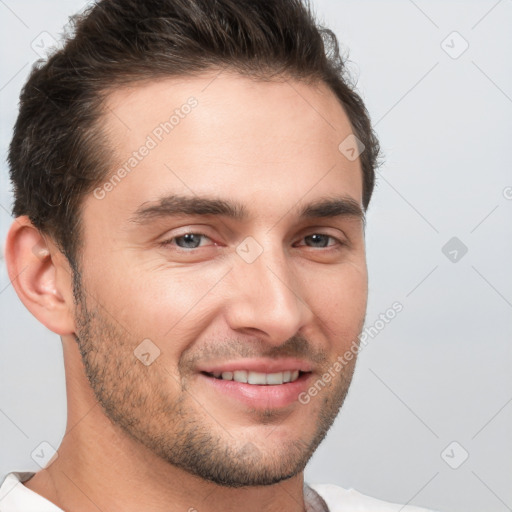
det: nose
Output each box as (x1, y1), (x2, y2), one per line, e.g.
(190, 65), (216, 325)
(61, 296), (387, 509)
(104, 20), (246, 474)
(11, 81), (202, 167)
(223, 244), (314, 345)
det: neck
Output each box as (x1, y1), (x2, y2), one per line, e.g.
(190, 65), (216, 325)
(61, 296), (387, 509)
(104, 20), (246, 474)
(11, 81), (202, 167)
(24, 339), (307, 512)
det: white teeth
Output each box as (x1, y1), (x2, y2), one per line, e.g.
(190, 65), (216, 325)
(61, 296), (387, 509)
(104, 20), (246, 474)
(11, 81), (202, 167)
(214, 370), (302, 385)
(266, 372), (284, 385)
(248, 371), (267, 385)
(233, 370), (248, 383)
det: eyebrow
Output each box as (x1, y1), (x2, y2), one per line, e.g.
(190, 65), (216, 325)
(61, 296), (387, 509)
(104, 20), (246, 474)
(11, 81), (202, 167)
(299, 196), (365, 223)
(129, 194), (365, 225)
(129, 195), (246, 223)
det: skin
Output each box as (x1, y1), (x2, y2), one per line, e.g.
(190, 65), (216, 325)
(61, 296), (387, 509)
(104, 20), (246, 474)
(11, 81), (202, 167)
(6, 71), (367, 512)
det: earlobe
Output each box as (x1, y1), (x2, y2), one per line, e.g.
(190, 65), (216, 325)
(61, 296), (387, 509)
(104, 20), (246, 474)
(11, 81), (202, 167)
(5, 216), (76, 336)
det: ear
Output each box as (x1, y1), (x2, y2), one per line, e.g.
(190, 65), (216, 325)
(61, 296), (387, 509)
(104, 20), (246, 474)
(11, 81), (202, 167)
(5, 216), (76, 335)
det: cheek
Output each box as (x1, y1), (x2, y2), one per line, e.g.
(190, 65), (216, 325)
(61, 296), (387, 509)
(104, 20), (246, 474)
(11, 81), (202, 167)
(87, 260), (226, 354)
(307, 262), (368, 339)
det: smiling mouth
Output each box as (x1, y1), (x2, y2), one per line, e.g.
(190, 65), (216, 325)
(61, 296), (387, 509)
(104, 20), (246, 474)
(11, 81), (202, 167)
(202, 370), (308, 385)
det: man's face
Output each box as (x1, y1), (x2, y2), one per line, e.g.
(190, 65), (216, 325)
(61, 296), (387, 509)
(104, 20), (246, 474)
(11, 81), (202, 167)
(73, 72), (367, 486)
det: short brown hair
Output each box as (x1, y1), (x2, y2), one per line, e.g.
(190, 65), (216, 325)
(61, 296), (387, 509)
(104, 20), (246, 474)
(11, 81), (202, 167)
(8, 0), (380, 270)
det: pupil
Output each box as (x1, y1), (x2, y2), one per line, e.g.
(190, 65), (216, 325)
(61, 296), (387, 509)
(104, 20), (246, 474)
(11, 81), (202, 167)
(308, 234), (327, 247)
(180, 234), (200, 248)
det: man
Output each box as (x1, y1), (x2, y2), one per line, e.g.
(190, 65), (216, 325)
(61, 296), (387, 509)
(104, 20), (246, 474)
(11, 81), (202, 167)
(1, 0), (439, 510)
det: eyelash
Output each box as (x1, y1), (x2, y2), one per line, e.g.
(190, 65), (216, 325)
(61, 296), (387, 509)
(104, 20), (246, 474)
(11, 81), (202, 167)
(159, 232), (346, 250)
(159, 233), (213, 250)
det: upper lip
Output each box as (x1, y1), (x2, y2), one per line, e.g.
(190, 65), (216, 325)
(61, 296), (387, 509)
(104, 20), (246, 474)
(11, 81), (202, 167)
(198, 358), (313, 374)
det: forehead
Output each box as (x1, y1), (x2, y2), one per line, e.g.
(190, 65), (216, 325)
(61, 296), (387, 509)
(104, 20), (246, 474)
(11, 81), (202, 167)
(101, 71), (359, 168)
(86, 72), (363, 225)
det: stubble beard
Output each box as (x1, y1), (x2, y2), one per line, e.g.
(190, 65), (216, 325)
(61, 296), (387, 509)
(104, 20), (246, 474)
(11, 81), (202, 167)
(71, 270), (358, 487)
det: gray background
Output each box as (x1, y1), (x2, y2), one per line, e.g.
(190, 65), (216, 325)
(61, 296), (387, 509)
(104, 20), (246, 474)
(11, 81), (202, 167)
(1, 1), (511, 511)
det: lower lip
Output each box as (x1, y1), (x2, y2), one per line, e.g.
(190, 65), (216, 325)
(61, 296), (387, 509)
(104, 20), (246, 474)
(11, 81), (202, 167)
(199, 373), (312, 409)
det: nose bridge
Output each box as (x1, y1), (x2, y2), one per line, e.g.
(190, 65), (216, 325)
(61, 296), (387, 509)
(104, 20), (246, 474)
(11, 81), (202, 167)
(226, 239), (312, 342)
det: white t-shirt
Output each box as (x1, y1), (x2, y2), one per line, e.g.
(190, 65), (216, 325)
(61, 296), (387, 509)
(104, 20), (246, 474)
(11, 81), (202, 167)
(0, 471), (439, 512)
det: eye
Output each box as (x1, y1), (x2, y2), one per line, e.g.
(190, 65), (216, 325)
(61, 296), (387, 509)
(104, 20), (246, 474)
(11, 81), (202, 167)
(160, 233), (213, 249)
(296, 234), (343, 249)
